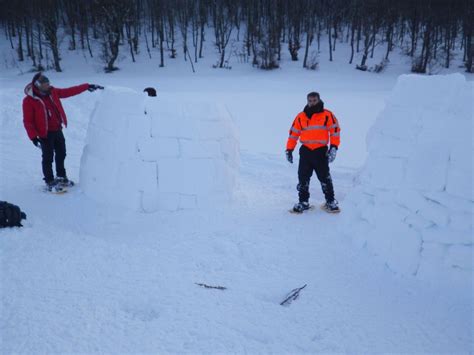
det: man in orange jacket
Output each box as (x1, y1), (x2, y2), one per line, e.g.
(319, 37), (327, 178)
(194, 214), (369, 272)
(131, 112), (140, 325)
(286, 92), (340, 213)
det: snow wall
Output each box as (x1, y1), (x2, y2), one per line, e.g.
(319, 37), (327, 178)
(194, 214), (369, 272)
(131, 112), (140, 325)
(80, 87), (239, 212)
(343, 73), (473, 285)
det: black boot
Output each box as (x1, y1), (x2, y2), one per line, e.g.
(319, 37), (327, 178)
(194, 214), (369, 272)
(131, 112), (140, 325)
(322, 199), (340, 213)
(293, 201), (311, 213)
(55, 176), (74, 188)
(45, 180), (65, 193)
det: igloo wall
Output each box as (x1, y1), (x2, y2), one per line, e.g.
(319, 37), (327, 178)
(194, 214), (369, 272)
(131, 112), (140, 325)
(80, 87), (239, 212)
(343, 74), (473, 285)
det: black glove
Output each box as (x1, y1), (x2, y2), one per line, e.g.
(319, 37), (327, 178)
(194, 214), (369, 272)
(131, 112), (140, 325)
(286, 149), (293, 164)
(327, 145), (337, 163)
(32, 137), (41, 148)
(88, 84), (104, 92)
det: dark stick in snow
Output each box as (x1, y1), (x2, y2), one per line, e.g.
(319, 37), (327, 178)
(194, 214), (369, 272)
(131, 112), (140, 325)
(280, 284), (307, 306)
(195, 283), (227, 290)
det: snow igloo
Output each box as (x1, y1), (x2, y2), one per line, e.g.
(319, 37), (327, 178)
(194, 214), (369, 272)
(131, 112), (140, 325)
(80, 87), (239, 212)
(343, 73), (473, 285)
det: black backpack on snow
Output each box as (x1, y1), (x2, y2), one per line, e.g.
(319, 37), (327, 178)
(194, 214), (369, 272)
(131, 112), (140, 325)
(0, 201), (27, 228)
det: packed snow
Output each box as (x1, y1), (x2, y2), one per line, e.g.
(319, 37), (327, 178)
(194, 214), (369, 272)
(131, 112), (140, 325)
(0, 36), (472, 353)
(343, 73), (473, 285)
(80, 88), (239, 212)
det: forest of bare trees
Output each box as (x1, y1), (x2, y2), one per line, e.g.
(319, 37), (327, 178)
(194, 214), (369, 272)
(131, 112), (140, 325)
(0, 0), (472, 73)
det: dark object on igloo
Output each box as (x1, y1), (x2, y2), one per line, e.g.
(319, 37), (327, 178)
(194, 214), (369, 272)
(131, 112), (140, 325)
(144, 87), (157, 97)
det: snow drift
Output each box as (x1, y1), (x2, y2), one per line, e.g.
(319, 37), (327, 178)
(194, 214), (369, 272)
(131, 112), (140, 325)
(343, 73), (473, 285)
(80, 87), (239, 212)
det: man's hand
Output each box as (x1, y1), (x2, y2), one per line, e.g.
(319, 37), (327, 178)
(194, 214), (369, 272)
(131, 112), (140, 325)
(88, 84), (104, 92)
(327, 146), (337, 163)
(286, 149), (293, 164)
(31, 137), (41, 148)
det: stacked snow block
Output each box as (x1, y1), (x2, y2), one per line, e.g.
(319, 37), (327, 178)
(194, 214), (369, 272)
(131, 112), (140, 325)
(80, 87), (239, 212)
(344, 74), (473, 285)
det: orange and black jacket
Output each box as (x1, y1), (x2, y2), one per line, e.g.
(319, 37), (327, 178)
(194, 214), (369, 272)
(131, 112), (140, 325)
(286, 106), (341, 151)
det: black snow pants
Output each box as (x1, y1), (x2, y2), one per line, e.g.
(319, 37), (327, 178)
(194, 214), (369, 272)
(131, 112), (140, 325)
(297, 145), (335, 203)
(40, 130), (67, 183)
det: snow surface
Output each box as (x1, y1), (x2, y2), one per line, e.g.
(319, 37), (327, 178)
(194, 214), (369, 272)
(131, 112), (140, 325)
(343, 73), (473, 285)
(1, 34), (473, 353)
(80, 88), (239, 212)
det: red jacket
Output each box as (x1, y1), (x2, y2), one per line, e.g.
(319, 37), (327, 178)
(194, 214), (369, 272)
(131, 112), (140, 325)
(22, 83), (89, 139)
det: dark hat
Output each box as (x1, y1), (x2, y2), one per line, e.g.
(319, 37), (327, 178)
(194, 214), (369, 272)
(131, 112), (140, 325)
(32, 72), (49, 88)
(307, 91), (320, 99)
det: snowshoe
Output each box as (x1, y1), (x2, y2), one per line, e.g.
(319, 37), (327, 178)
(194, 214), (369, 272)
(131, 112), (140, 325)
(320, 200), (340, 213)
(55, 176), (75, 188)
(44, 180), (67, 194)
(290, 201), (313, 214)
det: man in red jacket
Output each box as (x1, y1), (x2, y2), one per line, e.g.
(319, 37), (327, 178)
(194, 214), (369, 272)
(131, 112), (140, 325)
(22, 72), (103, 192)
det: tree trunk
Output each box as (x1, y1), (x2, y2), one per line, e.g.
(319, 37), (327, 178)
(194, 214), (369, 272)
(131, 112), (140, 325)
(159, 17), (165, 67)
(349, 24), (355, 64)
(385, 24), (393, 60)
(70, 22), (76, 50)
(125, 23), (135, 63)
(199, 21), (205, 58)
(151, 16), (155, 47)
(370, 25), (376, 58)
(144, 25), (152, 59)
(303, 32), (312, 68)
(17, 24), (24, 62)
(37, 23), (43, 60)
(106, 29), (120, 72)
(328, 21), (333, 61)
(317, 21), (321, 51)
(465, 27), (472, 72)
(86, 27), (93, 57)
(356, 22), (361, 52)
(445, 27), (451, 68)
(7, 22), (15, 49)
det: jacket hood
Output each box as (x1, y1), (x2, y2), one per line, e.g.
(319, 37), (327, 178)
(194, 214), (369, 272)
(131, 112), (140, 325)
(24, 83), (35, 97)
(24, 82), (52, 98)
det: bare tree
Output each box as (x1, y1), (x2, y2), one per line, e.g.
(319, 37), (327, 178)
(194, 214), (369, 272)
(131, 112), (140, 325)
(0, 0), (470, 73)
(95, 0), (130, 72)
(212, 0), (235, 68)
(41, 0), (62, 72)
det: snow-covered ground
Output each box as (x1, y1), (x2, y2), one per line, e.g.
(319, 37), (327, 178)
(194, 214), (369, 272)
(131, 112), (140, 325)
(0, 37), (473, 353)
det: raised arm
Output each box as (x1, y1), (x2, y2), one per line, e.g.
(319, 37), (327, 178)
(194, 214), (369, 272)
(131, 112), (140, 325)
(54, 83), (90, 99)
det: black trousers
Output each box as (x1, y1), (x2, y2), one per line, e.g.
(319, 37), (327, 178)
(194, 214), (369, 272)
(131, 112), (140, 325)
(297, 145), (335, 203)
(40, 130), (67, 183)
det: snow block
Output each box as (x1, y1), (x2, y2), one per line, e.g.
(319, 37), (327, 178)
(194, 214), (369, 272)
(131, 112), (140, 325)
(343, 74), (473, 286)
(138, 137), (180, 161)
(80, 87), (239, 212)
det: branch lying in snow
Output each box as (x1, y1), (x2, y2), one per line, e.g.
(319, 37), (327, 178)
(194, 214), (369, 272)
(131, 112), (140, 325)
(280, 284), (307, 306)
(195, 283), (227, 290)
